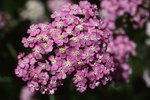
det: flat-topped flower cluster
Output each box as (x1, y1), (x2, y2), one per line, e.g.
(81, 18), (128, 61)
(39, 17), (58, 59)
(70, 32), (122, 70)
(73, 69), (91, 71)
(101, 0), (149, 30)
(15, 1), (115, 94)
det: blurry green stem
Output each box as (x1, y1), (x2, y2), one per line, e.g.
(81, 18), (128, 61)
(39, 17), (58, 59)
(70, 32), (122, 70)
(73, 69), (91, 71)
(49, 95), (55, 100)
(6, 43), (17, 60)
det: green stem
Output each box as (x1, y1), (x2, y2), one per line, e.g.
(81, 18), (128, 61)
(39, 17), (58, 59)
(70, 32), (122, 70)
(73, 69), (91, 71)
(6, 43), (17, 60)
(49, 95), (55, 100)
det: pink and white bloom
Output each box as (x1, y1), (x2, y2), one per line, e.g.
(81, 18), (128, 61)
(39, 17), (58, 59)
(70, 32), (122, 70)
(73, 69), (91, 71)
(15, 1), (116, 94)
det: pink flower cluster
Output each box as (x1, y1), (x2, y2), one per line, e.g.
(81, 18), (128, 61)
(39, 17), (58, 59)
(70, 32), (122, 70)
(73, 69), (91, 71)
(108, 36), (136, 82)
(100, 0), (149, 30)
(15, 1), (115, 94)
(100, 0), (140, 82)
(108, 36), (136, 60)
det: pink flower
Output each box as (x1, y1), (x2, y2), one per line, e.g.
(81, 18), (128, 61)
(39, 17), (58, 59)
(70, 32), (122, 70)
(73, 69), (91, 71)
(108, 35), (136, 82)
(38, 72), (49, 85)
(27, 81), (39, 92)
(108, 35), (136, 60)
(15, 1), (115, 94)
(100, 0), (149, 30)
(27, 24), (40, 36)
(73, 69), (88, 92)
(48, 56), (62, 71)
(41, 40), (54, 53)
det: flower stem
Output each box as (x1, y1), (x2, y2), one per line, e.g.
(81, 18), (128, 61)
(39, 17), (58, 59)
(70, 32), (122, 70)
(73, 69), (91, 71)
(49, 95), (55, 100)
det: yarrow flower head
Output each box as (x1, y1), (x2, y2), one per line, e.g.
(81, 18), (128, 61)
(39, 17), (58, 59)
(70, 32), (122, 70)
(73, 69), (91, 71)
(108, 36), (136, 60)
(100, 0), (149, 30)
(15, 1), (115, 94)
(100, 0), (140, 82)
(107, 35), (136, 82)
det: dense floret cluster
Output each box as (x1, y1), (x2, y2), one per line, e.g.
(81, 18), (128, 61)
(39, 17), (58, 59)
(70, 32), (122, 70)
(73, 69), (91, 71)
(101, 0), (149, 30)
(15, 1), (115, 94)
